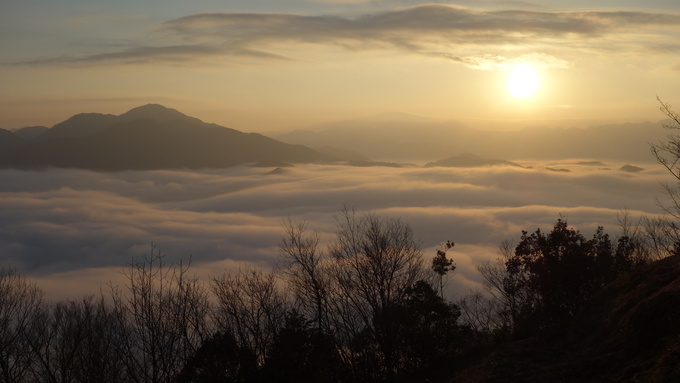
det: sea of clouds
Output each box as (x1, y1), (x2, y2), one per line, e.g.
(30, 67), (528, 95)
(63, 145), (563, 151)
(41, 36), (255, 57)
(0, 161), (670, 299)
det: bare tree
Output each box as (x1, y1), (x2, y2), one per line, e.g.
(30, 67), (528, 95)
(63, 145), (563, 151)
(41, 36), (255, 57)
(278, 218), (331, 333)
(170, 261), (213, 364)
(457, 289), (506, 336)
(70, 296), (123, 383)
(0, 267), (44, 383)
(28, 296), (123, 383)
(651, 97), (680, 183)
(277, 208), (470, 380)
(639, 215), (680, 259)
(328, 207), (425, 380)
(649, 97), (680, 255)
(475, 239), (538, 334)
(29, 300), (85, 383)
(211, 267), (288, 366)
(110, 244), (211, 383)
(614, 209), (666, 266)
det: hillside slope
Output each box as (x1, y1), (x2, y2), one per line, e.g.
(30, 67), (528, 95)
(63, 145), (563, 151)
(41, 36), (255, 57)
(453, 254), (680, 383)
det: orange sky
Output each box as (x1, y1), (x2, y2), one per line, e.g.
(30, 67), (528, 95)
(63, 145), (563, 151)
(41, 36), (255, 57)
(2, 1), (680, 132)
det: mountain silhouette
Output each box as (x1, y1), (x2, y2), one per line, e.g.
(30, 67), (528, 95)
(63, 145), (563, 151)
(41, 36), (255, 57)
(276, 116), (667, 162)
(38, 113), (119, 141)
(424, 153), (522, 168)
(276, 114), (471, 162)
(0, 104), (334, 171)
(117, 104), (202, 125)
(12, 126), (49, 140)
(0, 128), (22, 153)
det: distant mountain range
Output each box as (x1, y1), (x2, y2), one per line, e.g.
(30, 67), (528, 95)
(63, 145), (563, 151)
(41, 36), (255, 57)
(3, 105), (662, 171)
(275, 114), (669, 163)
(0, 105), (334, 171)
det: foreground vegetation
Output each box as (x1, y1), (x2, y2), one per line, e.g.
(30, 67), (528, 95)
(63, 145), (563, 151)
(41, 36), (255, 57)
(1, 206), (672, 383)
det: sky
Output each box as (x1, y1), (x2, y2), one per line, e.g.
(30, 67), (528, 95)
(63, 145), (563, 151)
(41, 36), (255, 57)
(2, 0), (680, 132)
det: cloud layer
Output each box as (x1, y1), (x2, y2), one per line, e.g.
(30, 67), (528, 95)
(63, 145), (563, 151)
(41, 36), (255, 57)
(0, 161), (669, 298)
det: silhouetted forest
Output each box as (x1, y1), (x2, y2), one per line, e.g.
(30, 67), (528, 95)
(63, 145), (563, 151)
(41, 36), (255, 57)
(1, 206), (675, 383)
(2, 101), (680, 383)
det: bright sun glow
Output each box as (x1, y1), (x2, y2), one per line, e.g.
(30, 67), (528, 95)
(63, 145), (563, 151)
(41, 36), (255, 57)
(507, 63), (540, 99)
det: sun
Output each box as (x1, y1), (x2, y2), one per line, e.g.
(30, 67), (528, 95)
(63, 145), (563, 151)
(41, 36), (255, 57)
(507, 63), (540, 99)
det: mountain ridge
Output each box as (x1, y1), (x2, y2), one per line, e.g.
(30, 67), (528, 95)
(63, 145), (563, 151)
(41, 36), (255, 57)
(275, 117), (667, 162)
(0, 104), (334, 171)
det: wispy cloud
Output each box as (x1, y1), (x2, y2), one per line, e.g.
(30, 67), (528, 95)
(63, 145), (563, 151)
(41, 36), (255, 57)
(10, 5), (680, 68)
(15, 44), (288, 67)
(160, 5), (605, 44)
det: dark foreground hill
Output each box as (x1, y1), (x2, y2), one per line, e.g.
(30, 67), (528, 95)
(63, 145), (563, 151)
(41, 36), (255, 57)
(453, 254), (680, 383)
(0, 104), (334, 171)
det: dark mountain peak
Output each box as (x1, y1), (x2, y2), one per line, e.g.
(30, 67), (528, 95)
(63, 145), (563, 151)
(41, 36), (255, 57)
(0, 128), (22, 152)
(13, 126), (49, 140)
(1, 104), (332, 171)
(40, 104), (205, 142)
(45, 113), (118, 139)
(118, 104), (202, 125)
(57, 112), (117, 126)
(267, 167), (287, 175)
(122, 103), (176, 115)
(0, 128), (17, 138)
